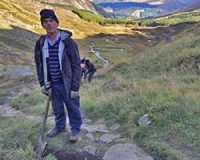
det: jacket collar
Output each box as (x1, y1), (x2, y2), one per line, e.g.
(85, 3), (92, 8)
(39, 29), (72, 48)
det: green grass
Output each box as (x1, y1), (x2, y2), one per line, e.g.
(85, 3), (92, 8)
(0, 93), (7, 104)
(0, 116), (56, 160)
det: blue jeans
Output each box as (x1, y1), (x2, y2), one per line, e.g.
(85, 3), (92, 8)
(51, 83), (82, 134)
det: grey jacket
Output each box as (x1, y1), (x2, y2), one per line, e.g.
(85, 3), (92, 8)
(34, 29), (81, 97)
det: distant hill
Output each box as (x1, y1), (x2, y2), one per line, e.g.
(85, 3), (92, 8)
(159, 0), (200, 11)
(92, 0), (199, 6)
(186, 1), (200, 10)
(99, 2), (156, 10)
(92, 0), (200, 18)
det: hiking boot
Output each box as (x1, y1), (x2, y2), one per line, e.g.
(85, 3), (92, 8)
(69, 133), (79, 143)
(47, 128), (66, 137)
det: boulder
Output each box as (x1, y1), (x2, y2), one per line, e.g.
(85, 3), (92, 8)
(103, 143), (154, 160)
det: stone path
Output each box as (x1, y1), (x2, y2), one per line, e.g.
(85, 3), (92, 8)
(0, 100), (154, 160)
(0, 102), (40, 120)
(78, 117), (154, 160)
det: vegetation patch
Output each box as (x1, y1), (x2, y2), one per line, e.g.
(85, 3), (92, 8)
(139, 9), (200, 27)
(11, 88), (47, 115)
(0, 116), (57, 160)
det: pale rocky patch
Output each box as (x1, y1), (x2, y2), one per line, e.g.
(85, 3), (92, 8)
(82, 124), (109, 133)
(110, 123), (120, 131)
(103, 143), (154, 160)
(100, 133), (121, 144)
(83, 145), (97, 156)
(1, 66), (34, 82)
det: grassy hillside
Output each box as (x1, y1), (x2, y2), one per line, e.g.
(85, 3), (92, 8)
(40, 0), (97, 13)
(0, 0), (41, 29)
(139, 9), (200, 26)
(81, 22), (200, 159)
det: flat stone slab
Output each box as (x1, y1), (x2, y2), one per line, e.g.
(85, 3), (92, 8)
(110, 123), (120, 131)
(86, 133), (95, 141)
(103, 143), (154, 160)
(82, 124), (109, 133)
(83, 145), (97, 156)
(100, 133), (121, 144)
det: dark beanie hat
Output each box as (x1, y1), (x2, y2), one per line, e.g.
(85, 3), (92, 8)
(40, 9), (59, 24)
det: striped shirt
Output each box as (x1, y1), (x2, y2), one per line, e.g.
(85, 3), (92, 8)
(48, 38), (63, 84)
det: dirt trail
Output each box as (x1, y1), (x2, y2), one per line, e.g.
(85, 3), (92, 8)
(0, 100), (41, 120)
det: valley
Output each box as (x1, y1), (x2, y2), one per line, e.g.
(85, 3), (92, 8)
(1, 0), (200, 160)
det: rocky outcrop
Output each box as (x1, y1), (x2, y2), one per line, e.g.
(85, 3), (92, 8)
(179, 55), (200, 72)
(0, 66), (35, 82)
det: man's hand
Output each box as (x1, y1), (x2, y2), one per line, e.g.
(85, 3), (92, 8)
(41, 83), (51, 97)
(70, 90), (79, 99)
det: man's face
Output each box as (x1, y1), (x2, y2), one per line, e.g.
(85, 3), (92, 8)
(42, 18), (58, 34)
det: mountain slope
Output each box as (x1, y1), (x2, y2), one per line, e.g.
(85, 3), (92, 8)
(40, 0), (97, 13)
(0, 0), (130, 37)
(187, 1), (200, 10)
(92, 0), (199, 6)
(92, 0), (163, 5)
(159, 0), (200, 11)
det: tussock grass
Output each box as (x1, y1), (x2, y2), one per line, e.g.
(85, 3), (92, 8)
(11, 88), (49, 115)
(0, 93), (7, 104)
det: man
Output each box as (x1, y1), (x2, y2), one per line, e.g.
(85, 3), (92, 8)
(84, 59), (96, 84)
(80, 58), (86, 79)
(34, 9), (82, 142)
